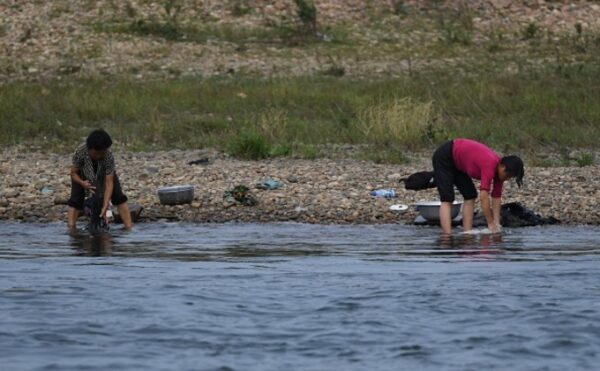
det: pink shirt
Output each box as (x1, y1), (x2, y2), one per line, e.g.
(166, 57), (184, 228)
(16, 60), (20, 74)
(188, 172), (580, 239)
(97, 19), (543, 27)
(452, 139), (503, 198)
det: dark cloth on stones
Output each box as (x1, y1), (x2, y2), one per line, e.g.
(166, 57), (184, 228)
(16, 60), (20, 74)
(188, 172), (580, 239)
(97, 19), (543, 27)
(473, 202), (559, 228)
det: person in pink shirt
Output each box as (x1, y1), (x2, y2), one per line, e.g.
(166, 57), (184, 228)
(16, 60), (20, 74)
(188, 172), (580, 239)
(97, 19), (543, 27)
(432, 139), (524, 235)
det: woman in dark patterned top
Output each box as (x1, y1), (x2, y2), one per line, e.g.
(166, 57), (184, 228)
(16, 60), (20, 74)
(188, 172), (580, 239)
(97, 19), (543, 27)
(67, 129), (133, 230)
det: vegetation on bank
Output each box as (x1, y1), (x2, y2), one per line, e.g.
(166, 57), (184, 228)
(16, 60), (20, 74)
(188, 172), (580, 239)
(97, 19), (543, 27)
(2, 1), (600, 166)
(1, 65), (599, 165)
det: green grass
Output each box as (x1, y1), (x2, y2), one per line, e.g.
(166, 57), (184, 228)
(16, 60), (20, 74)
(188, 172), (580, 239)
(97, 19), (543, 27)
(2, 65), (600, 163)
(227, 130), (271, 160)
(576, 152), (596, 167)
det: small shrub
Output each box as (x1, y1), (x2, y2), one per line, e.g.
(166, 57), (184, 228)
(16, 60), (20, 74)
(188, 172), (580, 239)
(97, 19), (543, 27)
(391, 0), (409, 16)
(293, 0), (317, 34)
(227, 131), (271, 160)
(161, 0), (181, 24)
(575, 22), (583, 36)
(442, 23), (472, 45)
(322, 65), (345, 77)
(130, 0), (181, 39)
(486, 30), (505, 53)
(128, 19), (181, 40)
(231, 0), (251, 17)
(576, 152), (595, 167)
(124, 1), (136, 18)
(438, 2), (473, 45)
(523, 22), (539, 40)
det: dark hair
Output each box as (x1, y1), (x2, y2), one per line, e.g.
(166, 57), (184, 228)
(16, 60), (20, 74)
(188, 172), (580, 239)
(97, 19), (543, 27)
(501, 155), (524, 187)
(86, 129), (113, 150)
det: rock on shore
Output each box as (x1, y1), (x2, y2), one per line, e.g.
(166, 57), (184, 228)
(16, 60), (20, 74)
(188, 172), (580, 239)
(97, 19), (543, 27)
(1, 147), (598, 225)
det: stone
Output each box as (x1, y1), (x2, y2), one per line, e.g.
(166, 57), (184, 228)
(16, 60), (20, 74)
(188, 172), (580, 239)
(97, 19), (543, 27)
(54, 197), (69, 205)
(387, 173), (402, 181)
(2, 189), (20, 198)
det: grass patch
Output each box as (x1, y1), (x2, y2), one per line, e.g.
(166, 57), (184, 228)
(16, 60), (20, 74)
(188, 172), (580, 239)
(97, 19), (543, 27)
(576, 152), (595, 167)
(296, 144), (318, 160)
(356, 97), (437, 149)
(227, 130), (271, 160)
(2, 68), (600, 160)
(270, 144), (293, 157)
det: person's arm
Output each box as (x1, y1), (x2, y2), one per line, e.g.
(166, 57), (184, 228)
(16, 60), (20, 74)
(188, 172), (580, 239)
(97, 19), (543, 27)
(492, 197), (502, 229)
(70, 166), (96, 193)
(101, 173), (114, 220)
(480, 190), (499, 233)
(70, 165), (83, 184)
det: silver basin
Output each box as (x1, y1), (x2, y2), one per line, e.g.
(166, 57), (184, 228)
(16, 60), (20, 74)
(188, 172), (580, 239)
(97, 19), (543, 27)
(157, 185), (195, 205)
(414, 200), (463, 221)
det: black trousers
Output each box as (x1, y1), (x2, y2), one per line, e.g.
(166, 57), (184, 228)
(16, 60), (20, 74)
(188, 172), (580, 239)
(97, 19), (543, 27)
(67, 173), (128, 210)
(432, 140), (478, 203)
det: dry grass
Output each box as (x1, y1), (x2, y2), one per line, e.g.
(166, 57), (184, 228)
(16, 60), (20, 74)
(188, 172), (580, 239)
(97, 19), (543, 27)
(356, 97), (435, 148)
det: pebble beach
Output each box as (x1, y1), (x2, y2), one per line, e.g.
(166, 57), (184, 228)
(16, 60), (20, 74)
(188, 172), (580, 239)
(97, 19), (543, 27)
(1, 147), (598, 225)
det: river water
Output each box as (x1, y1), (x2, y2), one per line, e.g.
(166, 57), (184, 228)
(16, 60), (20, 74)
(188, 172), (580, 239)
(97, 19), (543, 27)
(1, 222), (600, 370)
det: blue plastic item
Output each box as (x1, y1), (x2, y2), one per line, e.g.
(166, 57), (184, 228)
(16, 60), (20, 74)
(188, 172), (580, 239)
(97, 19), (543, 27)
(370, 189), (397, 198)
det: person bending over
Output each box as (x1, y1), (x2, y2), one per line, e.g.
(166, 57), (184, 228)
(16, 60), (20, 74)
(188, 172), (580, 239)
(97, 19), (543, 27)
(67, 129), (133, 230)
(432, 138), (524, 235)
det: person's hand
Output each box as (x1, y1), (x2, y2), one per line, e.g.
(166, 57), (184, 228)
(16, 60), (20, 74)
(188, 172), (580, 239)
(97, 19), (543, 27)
(81, 180), (96, 194)
(100, 206), (109, 223)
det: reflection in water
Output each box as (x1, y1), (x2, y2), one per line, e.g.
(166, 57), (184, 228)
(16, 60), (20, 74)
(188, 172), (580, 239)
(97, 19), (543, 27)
(1, 222), (598, 262)
(480, 233), (503, 247)
(69, 229), (114, 256)
(437, 232), (504, 254)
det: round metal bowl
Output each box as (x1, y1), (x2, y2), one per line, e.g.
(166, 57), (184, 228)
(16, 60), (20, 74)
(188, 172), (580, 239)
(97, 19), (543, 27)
(157, 185), (194, 205)
(413, 200), (463, 221)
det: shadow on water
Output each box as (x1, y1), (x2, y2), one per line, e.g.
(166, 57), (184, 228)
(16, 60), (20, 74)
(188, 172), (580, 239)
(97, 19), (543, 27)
(69, 229), (114, 257)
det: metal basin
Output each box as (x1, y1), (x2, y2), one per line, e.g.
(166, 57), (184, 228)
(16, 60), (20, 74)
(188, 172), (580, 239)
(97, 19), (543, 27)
(414, 200), (463, 221)
(157, 185), (195, 205)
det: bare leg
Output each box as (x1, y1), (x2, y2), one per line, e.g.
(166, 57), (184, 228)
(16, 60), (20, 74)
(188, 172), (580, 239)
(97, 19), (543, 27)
(462, 199), (475, 231)
(439, 202), (453, 235)
(67, 207), (79, 230)
(117, 202), (133, 230)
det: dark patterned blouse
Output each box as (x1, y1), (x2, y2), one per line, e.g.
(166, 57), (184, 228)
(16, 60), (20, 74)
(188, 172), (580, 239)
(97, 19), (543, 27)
(72, 144), (116, 183)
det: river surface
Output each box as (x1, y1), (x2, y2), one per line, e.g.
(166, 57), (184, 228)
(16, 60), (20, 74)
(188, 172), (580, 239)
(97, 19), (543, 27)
(1, 222), (600, 371)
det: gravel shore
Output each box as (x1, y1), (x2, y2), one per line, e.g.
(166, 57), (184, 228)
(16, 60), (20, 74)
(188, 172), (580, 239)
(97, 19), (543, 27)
(1, 147), (598, 225)
(2, 1), (600, 82)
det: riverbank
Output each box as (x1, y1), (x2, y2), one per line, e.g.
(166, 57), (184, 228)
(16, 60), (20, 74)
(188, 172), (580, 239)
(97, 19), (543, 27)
(1, 147), (598, 225)
(3, 1), (600, 83)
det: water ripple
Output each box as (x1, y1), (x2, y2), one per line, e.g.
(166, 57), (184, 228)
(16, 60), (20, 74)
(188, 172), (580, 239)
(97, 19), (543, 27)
(1, 222), (600, 370)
